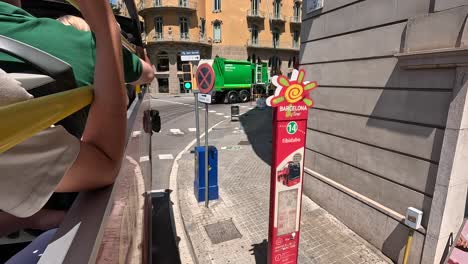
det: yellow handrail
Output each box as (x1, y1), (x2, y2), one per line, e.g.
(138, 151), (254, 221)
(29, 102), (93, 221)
(65, 0), (137, 53)
(0, 86), (93, 154)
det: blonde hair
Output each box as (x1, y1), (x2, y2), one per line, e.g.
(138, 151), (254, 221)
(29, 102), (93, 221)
(57, 15), (90, 32)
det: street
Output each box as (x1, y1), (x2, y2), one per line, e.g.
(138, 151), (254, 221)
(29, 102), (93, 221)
(150, 95), (255, 190)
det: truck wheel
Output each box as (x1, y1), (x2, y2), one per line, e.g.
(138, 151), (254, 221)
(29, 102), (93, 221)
(226, 91), (239, 104)
(239, 90), (250, 103)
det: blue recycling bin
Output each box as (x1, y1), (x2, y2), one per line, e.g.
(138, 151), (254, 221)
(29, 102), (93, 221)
(194, 146), (219, 202)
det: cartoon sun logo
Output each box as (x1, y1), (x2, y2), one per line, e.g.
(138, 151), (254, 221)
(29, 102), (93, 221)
(266, 69), (318, 109)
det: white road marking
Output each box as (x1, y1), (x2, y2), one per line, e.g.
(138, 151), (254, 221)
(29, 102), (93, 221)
(224, 116), (229, 118)
(170, 129), (185, 135)
(139, 156), (150, 162)
(248, 107), (254, 110)
(131, 131), (142, 138)
(188, 128), (197, 132)
(216, 113), (224, 116)
(153, 99), (185, 105)
(209, 110), (216, 113)
(158, 154), (174, 160)
(33, 250), (38, 254)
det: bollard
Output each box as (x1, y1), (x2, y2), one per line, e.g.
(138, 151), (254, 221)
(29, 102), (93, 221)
(231, 105), (240, 121)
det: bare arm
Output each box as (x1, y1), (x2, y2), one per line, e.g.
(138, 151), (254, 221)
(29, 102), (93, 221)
(56, 0), (126, 191)
(132, 47), (155, 85)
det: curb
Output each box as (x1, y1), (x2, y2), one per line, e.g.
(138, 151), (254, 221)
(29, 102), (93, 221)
(169, 119), (228, 264)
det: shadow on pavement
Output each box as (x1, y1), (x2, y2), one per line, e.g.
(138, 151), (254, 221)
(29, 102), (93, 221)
(250, 239), (268, 264)
(239, 108), (273, 165)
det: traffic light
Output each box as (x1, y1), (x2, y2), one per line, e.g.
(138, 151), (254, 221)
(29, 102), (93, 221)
(182, 63), (192, 90)
(184, 81), (193, 90)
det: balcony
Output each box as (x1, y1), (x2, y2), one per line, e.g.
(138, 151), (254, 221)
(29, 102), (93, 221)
(148, 32), (211, 46)
(246, 9), (265, 20)
(246, 39), (299, 51)
(289, 16), (302, 25)
(269, 13), (286, 23)
(139, 0), (197, 16)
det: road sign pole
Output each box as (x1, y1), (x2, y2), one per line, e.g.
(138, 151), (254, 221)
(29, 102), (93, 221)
(204, 102), (209, 208)
(195, 63), (216, 208)
(194, 90), (200, 148)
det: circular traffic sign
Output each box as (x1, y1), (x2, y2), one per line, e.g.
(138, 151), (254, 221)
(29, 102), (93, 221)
(196, 63), (215, 94)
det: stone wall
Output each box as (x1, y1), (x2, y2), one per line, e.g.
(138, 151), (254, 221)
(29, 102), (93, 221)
(301, 0), (468, 263)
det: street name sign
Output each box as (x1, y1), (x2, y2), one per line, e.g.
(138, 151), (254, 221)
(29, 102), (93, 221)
(181, 55), (200, 61)
(266, 69), (318, 264)
(198, 93), (212, 104)
(181, 50), (200, 61)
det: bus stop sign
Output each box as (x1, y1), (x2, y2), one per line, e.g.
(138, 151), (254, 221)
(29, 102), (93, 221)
(266, 69), (318, 264)
(196, 63), (215, 94)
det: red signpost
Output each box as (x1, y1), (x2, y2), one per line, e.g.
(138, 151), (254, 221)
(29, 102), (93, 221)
(266, 69), (318, 264)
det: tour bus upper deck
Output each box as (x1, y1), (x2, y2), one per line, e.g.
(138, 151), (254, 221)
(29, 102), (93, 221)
(0, 0), (168, 263)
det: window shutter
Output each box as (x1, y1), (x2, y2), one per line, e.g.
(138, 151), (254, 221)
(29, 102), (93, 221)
(214, 25), (221, 41)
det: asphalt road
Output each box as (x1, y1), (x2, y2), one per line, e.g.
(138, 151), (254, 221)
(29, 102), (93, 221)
(150, 94), (255, 190)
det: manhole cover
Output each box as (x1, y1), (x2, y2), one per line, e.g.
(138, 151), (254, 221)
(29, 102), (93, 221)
(238, 141), (250, 145)
(204, 219), (242, 244)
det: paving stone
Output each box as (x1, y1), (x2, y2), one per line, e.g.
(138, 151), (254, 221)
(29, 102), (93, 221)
(177, 109), (391, 264)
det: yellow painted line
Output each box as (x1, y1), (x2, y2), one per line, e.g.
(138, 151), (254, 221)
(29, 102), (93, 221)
(0, 86), (93, 154)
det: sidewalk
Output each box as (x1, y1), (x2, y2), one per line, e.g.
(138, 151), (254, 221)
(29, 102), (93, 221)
(176, 108), (392, 264)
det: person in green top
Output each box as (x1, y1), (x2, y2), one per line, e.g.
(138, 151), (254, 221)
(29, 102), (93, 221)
(0, 0), (154, 88)
(0, 0), (155, 244)
(0, 0), (154, 139)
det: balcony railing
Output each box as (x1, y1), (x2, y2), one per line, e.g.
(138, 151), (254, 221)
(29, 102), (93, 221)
(290, 16), (302, 24)
(247, 9), (265, 19)
(139, 0), (197, 13)
(150, 33), (211, 45)
(246, 39), (299, 50)
(269, 13), (285, 22)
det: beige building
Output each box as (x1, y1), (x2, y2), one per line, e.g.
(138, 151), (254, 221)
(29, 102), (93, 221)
(300, 0), (468, 263)
(133, 0), (301, 94)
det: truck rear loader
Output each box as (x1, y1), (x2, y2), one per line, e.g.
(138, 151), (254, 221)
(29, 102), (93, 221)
(198, 57), (269, 104)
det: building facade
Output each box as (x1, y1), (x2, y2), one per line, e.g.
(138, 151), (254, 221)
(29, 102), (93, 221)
(134, 0), (301, 94)
(300, 0), (468, 263)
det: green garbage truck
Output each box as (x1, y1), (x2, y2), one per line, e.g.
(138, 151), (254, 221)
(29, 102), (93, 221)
(198, 57), (270, 103)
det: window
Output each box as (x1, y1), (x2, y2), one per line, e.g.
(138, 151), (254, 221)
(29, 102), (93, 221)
(293, 30), (300, 48)
(251, 0), (259, 15)
(158, 78), (169, 93)
(179, 0), (188, 7)
(273, 0), (281, 19)
(180, 17), (189, 40)
(213, 0), (221, 12)
(269, 56), (281, 75)
(213, 21), (222, 42)
(251, 25), (258, 45)
(177, 53), (183, 71)
(293, 2), (301, 22)
(272, 28), (280, 48)
(154, 0), (162, 6)
(200, 18), (206, 40)
(156, 51), (169, 72)
(154, 17), (163, 39)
